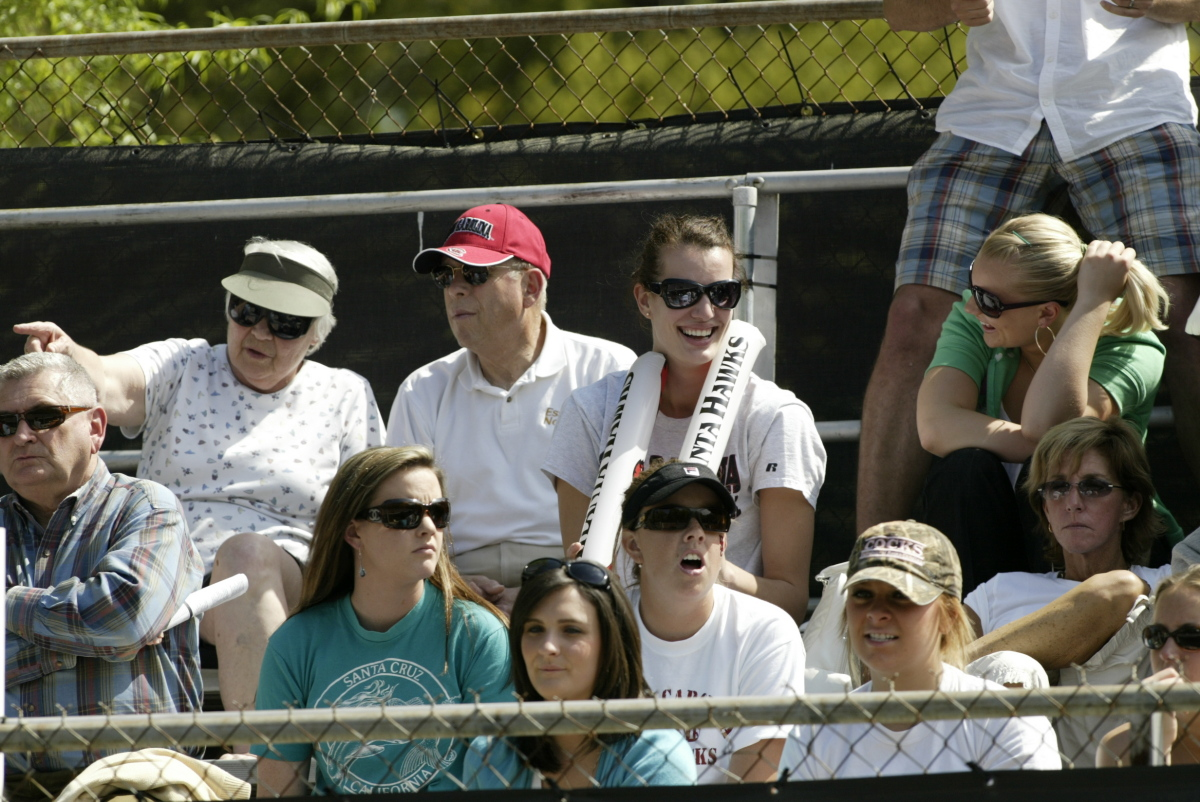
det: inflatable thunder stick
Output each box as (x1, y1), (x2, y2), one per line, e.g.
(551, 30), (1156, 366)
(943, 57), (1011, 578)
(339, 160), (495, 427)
(166, 573), (250, 629)
(678, 319), (765, 471)
(579, 351), (665, 564)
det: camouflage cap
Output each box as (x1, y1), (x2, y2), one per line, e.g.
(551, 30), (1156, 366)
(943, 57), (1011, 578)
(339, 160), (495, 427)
(846, 521), (962, 605)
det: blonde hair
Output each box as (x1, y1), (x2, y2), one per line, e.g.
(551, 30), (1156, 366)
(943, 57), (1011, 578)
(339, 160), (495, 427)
(1154, 564), (1200, 609)
(978, 214), (1168, 335)
(845, 592), (975, 687)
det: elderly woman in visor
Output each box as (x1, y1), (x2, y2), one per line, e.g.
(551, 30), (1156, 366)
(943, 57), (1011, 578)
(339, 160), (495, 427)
(15, 238), (384, 716)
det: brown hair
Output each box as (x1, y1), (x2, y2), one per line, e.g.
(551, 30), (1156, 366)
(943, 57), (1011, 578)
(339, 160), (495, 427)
(505, 564), (648, 773)
(294, 446), (504, 637)
(1024, 417), (1163, 566)
(978, 214), (1168, 335)
(631, 213), (745, 290)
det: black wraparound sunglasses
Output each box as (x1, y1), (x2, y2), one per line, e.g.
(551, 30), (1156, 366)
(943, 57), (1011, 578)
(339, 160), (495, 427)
(358, 498), (451, 529)
(228, 295), (313, 340)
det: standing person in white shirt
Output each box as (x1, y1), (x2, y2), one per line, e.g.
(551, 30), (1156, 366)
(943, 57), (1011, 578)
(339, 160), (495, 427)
(857, 0), (1200, 535)
(786, 520), (1060, 779)
(619, 460), (806, 784)
(388, 204), (634, 613)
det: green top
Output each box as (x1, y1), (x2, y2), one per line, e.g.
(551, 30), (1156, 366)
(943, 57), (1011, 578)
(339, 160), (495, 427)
(928, 294), (1181, 544)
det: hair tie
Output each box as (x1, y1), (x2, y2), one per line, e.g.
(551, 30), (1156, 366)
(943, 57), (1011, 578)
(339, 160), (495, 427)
(1011, 231), (1031, 246)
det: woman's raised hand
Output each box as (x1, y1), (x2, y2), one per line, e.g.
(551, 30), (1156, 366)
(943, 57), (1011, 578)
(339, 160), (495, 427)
(1077, 240), (1135, 305)
(13, 321), (77, 355)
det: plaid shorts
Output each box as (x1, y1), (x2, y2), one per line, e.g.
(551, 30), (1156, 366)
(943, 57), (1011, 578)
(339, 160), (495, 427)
(896, 122), (1200, 292)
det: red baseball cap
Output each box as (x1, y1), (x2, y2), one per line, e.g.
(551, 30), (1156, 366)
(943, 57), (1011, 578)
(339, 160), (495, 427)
(412, 204), (551, 278)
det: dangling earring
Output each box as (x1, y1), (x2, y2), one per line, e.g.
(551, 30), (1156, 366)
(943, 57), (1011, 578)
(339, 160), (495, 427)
(1035, 324), (1056, 357)
(358, 550), (366, 578)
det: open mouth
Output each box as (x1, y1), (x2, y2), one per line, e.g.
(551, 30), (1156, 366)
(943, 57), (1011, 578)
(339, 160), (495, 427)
(680, 327), (715, 341)
(865, 633), (897, 643)
(680, 554), (704, 574)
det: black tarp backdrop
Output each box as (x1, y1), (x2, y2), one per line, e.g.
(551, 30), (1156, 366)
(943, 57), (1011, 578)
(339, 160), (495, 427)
(2, 110), (1195, 591)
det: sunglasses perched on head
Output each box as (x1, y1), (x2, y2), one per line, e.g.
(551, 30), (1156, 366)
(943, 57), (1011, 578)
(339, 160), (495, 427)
(228, 295), (313, 340)
(631, 505), (732, 533)
(431, 263), (521, 289)
(0, 405), (91, 437)
(1143, 623), (1200, 651)
(1036, 478), (1123, 502)
(967, 266), (1069, 319)
(358, 498), (451, 529)
(645, 279), (742, 310)
(520, 557), (612, 590)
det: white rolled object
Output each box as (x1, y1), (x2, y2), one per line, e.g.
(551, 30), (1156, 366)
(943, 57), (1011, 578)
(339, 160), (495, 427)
(677, 319), (765, 471)
(579, 351), (665, 564)
(1187, 294), (1200, 336)
(166, 573), (250, 630)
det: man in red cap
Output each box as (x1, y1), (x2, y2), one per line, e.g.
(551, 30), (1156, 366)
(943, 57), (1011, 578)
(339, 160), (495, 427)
(387, 204), (634, 611)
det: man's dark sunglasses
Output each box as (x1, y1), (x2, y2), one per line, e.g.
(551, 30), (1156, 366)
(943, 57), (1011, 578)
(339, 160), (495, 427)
(1036, 478), (1123, 502)
(358, 498), (451, 529)
(520, 557), (611, 590)
(228, 295), (313, 340)
(967, 266), (1068, 319)
(646, 279), (742, 310)
(431, 263), (520, 289)
(0, 405), (91, 437)
(1143, 623), (1200, 651)
(631, 505), (732, 533)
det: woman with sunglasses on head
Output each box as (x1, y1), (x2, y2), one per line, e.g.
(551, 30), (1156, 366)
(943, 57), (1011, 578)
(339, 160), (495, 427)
(253, 446), (510, 796)
(1098, 564), (1200, 767)
(545, 214), (826, 620)
(963, 416), (1170, 764)
(787, 521), (1060, 779)
(14, 238), (384, 716)
(618, 460), (806, 784)
(465, 558), (696, 789)
(915, 212), (1176, 592)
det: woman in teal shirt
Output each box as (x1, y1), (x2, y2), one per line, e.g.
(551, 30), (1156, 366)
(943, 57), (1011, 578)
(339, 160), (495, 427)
(915, 213), (1176, 591)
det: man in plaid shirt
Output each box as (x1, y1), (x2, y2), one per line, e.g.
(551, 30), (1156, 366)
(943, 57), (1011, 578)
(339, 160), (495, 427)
(1, 352), (202, 779)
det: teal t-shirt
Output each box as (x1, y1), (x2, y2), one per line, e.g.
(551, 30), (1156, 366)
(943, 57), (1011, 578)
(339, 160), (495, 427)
(252, 583), (512, 793)
(928, 295), (1181, 543)
(464, 730), (698, 788)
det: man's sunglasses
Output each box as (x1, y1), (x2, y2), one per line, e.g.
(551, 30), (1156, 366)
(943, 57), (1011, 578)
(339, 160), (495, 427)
(968, 267), (1068, 319)
(358, 498), (451, 529)
(1036, 478), (1124, 502)
(1143, 623), (1200, 651)
(431, 263), (521, 289)
(0, 405), (92, 437)
(631, 505), (732, 533)
(645, 279), (742, 310)
(520, 557), (611, 590)
(228, 295), (313, 340)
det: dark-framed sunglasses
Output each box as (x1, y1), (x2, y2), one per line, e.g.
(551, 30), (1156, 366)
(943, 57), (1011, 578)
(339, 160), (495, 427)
(1036, 478), (1124, 502)
(228, 295), (313, 340)
(645, 278), (742, 310)
(0, 405), (92, 437)
(631, 505), (732, 533)
(431, 263), (521, 289)
(358, 498), (451, 529)
(967, 266), (1069, 319)
(520, 557), (612, 590)
(1143, 623), (1200, 651)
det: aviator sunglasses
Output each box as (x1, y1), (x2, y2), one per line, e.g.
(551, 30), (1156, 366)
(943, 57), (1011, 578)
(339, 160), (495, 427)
(357, 498), (451, 529)
(645, 278), (742, 310)
(967, 266), (1069, 319)
(1036, 478), (1124, 502)
(431, 263), (522, 290)
(520, 557), (612, 590)
(0, 405), (91, 437)
(631, 505), (732, 533)
(228, 295), (313, 340)
(1143, 623), (1200, 651)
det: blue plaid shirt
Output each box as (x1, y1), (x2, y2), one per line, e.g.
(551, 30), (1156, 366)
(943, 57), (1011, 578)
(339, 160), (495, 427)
(4, 461), (203, 771)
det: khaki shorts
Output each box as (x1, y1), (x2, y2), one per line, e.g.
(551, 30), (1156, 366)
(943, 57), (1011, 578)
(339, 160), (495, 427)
(453, 542), (564, 588)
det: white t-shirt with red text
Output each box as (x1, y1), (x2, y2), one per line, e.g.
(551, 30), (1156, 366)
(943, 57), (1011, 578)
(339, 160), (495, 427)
(632, 584), (805, 783)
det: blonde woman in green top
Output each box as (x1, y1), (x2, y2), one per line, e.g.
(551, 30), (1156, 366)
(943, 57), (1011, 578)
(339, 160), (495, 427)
(915, 212), (1174, 592)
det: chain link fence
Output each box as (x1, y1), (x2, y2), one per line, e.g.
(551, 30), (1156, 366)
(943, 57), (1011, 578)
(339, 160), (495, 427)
(3, 680), (1200, 799)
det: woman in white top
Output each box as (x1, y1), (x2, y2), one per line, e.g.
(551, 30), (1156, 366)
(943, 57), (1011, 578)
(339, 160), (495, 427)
(786, 520), (1060, 779)
(546, 214), (825, 620)
(619, 460), (806, 784)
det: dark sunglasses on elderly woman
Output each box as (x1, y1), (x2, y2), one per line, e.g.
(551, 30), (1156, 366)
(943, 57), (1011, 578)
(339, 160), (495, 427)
(646, 279), (742, 310)
(632, 505), (732, 533)
(0, 405), (92, 437)
(227, 295), (313, 340)
(1143, 623), (1200, 651)
(358, 498), (451, 529)
(967, 266), (1069, 319)
(520, 557), (612, 590)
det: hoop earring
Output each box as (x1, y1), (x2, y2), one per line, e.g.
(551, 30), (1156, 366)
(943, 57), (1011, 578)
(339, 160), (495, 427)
(1035, 324), (1056, 357)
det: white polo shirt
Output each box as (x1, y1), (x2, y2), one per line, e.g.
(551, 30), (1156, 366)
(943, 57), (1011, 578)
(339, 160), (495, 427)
(386, 313), (634, 557)
(936, 0), (1196, 161)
